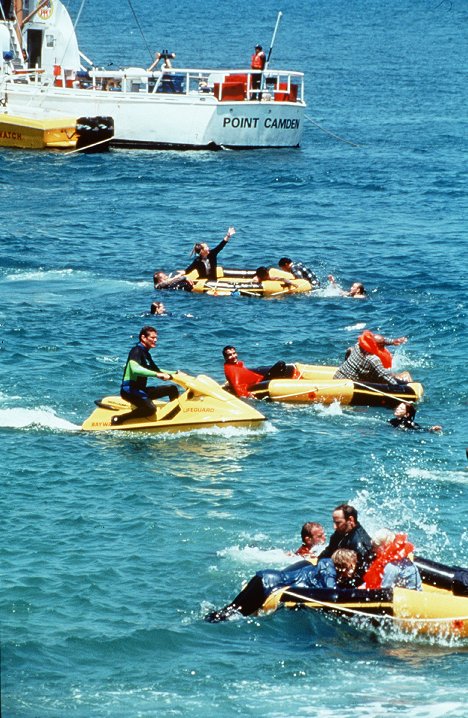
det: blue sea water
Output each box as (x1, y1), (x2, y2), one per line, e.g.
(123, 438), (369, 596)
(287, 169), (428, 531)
(1, 0), (468, 716)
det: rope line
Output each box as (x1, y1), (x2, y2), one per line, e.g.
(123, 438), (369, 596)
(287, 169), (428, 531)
(281, 589), (468, 625)
(126, 0), (153, 60)
(305, 114), (361, 148)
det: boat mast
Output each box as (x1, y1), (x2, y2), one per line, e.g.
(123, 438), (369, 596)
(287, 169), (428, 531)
(265, 10), (283, 71)
(14, 0), (23, 25)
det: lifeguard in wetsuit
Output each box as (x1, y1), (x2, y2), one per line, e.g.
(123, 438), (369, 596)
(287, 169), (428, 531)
(112, 326), (178, 425)
(222, 345), (293, 398)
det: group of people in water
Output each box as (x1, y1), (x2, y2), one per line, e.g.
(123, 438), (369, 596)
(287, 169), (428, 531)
(107, 225), (446, 623)
(205, 504), (422, 622)
(110, 321), (441, 431)
(152, 226), (365, 297)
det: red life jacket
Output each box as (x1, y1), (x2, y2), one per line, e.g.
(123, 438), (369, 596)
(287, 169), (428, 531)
(363, 534), (414, 589)
(251, 52), (266, 70)
(358, 330), (392, 368)
(224, 361), (264, 397)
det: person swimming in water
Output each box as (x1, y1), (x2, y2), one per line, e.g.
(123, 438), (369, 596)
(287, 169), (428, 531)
(327, 275), (367, 298)
(389, 402), (442, 432)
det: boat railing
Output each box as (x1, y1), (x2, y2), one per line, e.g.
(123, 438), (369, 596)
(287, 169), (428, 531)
(76, 67), (306, 102)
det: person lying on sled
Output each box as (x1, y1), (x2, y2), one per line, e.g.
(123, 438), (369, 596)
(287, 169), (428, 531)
(205, 549), (358, 622)
(222, 345), (296, 398)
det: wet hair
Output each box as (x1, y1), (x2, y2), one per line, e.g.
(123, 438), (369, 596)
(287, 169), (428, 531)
(139, 325), (157, 340)
(153, 271), (167, 286)
(192, 242), (209, 256)
(334, 504), (358, 522)
(255, 266), (270, 281)
(301, 522), (324, 542)
(331, 549), (357, 572)
(150, 302), (165, 315)
(278, 257), (292, 267)
(222, 345), (236, 359)
(353, 283), (366, 296)
(404, 403), (416, 420)
(372, 528), (395, 548)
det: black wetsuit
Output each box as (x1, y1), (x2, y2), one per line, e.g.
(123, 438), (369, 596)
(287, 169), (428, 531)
(118, 343), (178, 421)
(389, 417), (423, 430)
(319, 523), (374, 585)
(185, 238), (228, 280)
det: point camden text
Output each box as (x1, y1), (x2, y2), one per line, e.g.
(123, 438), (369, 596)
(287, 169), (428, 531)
(222, 117), (300, 130)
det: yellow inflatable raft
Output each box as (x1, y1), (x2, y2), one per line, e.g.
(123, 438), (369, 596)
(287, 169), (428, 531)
(262, 584), (468, 639)
(246, 363), (424, 408)
(82, 371), (265, 432)
(186, 267), (313, 297)
(261, 558), (468, 639)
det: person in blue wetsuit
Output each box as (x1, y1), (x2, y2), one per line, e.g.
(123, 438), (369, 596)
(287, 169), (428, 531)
(112, 326), (178, 426)
(205, 548), (357, 622)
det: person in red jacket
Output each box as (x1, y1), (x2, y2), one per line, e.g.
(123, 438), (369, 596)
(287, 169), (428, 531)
(222, 346), (293, 398)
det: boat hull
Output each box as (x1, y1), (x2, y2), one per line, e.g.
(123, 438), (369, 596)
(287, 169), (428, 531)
(5, 85), (304, 149)
(266, 585), (468, 639)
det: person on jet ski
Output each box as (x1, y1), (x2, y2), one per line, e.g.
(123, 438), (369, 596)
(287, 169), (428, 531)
(112, 326), (178, 426)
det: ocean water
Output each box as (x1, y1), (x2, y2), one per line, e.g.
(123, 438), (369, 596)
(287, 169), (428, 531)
(1, 0), (467, 716)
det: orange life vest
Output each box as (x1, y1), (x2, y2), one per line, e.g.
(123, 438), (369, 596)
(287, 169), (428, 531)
(251, 52), (266, 70)
(358, 330), (392, 368)
(363, 533), (414, 589)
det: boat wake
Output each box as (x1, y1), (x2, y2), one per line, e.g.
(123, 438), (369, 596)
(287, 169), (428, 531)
(155, 422), (277, 440)
(217, 544), (292, 567)
(406, 467), (468, 487)
(0, 407), (81, 431)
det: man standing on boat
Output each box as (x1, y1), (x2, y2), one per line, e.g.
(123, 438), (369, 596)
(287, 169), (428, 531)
(250, 44), (266, 99)
(112, 326), (178, 426)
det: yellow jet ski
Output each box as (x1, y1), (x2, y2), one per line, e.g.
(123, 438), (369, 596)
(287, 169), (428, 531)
(82, 371), (266, 432)
(248, 363), (424, 408)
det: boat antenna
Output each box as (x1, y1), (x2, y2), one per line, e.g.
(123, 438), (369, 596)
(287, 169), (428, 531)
(73, 0), (87, 30)
(265, 10), (283, 70)
(126, 0), (154, 60)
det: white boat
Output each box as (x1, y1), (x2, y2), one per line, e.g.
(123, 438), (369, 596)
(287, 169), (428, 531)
(0, 1), (306, 150)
